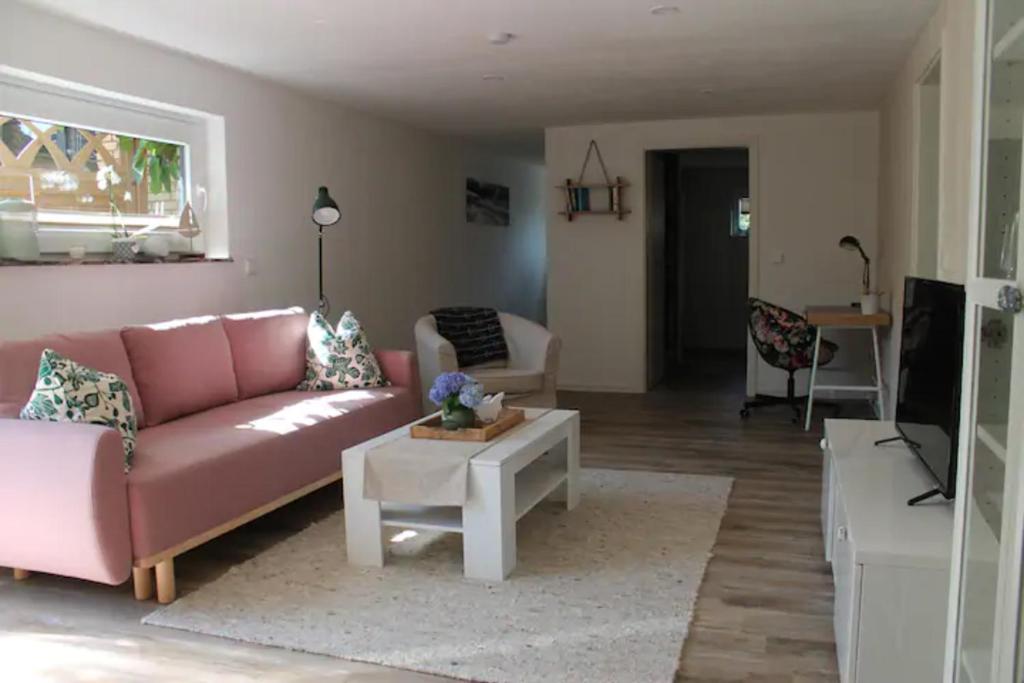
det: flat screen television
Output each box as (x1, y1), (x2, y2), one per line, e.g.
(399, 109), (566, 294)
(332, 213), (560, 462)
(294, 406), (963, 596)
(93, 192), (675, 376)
(894, 276), (966, 501)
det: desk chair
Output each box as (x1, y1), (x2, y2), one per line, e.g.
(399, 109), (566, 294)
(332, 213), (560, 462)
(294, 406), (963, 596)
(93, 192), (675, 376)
(741, 298), (838, 424)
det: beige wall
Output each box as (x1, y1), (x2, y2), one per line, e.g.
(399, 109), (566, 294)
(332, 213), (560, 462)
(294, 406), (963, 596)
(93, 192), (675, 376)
(546, 112), (880, 394)
(0, 3), (546, 345)
(877, 0), (977, 410)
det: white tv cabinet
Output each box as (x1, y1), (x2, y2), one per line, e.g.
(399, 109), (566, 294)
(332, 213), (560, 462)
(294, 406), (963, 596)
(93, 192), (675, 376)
(821, 419), (954, 683)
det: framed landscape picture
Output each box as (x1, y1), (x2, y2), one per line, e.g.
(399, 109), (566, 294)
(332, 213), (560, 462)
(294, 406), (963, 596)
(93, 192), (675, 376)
(466, 178), (510, 226)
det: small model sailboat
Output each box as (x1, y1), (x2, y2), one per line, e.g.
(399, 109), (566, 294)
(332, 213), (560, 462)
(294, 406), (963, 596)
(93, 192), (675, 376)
(178, 201), (201, 254)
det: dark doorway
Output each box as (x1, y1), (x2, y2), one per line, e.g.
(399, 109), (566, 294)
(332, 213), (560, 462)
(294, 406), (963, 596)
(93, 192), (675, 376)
(647, 148), (750, 390)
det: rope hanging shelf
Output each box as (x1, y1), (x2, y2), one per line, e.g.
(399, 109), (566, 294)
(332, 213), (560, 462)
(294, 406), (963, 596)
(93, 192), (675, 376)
(557, 139), (630, 221)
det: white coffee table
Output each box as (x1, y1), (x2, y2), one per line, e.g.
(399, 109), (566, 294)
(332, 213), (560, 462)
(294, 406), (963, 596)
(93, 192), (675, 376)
(342, 408), (580, 581)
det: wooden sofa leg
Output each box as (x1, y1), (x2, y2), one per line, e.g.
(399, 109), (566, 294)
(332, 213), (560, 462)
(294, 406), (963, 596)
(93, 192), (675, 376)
(12, 568), (30, 581)
(133, 566), (154, 601)
(155, 559), (176, 604)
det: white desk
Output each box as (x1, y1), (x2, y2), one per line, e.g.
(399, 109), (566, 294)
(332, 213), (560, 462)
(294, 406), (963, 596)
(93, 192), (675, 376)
(804, 306), (891, 431)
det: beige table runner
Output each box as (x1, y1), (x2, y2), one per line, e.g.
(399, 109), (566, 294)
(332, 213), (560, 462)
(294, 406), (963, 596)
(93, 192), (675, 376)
(362, 413), (543, 506)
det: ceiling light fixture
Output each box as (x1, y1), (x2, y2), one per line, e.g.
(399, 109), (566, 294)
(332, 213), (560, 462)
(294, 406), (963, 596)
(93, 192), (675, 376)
(649, 5), (680, 15)
(488, 32), (515, 45)
(482, 74), (505, 82)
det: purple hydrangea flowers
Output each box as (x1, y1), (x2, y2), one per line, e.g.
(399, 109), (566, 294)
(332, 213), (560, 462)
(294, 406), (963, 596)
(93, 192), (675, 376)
(429, 371), (484, 408)
(458, 381), (484, 409)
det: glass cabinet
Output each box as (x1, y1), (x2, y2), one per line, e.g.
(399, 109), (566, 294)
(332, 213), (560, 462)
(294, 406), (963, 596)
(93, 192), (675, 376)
(948, 0), (1024, 680)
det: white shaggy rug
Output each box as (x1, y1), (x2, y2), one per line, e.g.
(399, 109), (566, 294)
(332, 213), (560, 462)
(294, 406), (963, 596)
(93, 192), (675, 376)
(143, 469), (732, 683)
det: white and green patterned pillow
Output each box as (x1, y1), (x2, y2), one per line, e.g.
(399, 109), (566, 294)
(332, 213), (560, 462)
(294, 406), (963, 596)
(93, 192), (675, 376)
(298, 311), (387, 391)
(19, 349), (137, 471)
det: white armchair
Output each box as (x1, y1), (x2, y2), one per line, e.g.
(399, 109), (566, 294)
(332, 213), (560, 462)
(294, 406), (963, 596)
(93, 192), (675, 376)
(414, 312), (561, 412)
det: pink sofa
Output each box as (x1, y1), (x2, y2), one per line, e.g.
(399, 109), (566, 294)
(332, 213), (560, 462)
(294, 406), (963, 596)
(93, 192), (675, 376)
(0, 308), (421, 603)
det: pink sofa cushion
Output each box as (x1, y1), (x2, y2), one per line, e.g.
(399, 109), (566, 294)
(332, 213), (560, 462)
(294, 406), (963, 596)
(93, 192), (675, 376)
(0, 329), (146, 426)
(222, 308), (309, 399)
(127, 386), (419, 559)
(121, 316), (238, 426)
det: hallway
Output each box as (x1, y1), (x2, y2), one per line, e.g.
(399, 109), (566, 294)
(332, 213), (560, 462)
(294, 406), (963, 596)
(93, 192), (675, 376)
(662, 348), (747, 395)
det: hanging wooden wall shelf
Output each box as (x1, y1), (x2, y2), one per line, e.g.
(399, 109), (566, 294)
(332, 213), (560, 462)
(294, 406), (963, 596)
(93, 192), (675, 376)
(557, 140), (630, 221)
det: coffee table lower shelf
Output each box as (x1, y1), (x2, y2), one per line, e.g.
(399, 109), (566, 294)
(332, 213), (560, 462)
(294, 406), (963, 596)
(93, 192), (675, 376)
(380, 505), (462, 532)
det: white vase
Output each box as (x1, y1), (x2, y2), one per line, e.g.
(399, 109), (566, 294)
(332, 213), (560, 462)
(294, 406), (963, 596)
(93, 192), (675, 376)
(861, 293), (880, 315)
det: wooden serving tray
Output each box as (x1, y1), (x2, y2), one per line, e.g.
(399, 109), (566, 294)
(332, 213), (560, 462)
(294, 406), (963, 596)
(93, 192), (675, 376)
(410, 408), (526, 442)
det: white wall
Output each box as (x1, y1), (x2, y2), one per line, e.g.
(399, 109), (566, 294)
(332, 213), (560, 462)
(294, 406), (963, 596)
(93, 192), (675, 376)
(546, 111), (879, 394)
(916, 67), (942, 279)
(877, 0), (977, 410)
(0, 3), (545, 346)
(459, 154), (547, 323)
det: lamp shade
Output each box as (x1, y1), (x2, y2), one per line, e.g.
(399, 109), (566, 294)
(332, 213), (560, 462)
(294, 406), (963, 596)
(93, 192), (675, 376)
(839, 235), (869, 261)
(312, 186), (341, 227)
(838, 234), (871, 293)
(839, 235), (862, 252)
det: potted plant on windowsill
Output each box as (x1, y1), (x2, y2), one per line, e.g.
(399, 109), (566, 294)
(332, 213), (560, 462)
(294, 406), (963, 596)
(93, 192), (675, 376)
(107, 138), (184, 262)
(97, 166), (135, 262)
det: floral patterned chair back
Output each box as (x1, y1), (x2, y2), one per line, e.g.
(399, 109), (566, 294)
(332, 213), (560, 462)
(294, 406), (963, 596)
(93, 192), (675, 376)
(747, 298), (836, 371)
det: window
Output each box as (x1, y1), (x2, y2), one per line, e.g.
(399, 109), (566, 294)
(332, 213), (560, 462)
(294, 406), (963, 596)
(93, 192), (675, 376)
(731, 197), (750, 237)
(0, 114), (188, 231)
(0, 68), (226, 262)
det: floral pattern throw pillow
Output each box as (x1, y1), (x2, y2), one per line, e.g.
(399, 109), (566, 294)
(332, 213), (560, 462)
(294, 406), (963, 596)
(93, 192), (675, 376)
(298, 311), (387, 391)
(20, 349), (138, 472)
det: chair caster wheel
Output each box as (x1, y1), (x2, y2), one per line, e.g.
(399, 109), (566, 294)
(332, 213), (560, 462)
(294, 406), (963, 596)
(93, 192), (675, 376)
(739, 408), (750, 419)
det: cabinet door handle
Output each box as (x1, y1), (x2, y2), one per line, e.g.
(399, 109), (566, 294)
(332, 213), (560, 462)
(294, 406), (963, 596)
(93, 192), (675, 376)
(836, 526), (848, 541)
(998, 285), (1022, 313)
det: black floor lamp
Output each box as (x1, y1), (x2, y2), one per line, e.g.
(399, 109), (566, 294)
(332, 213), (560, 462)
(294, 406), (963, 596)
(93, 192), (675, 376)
(312, 186), (341, 315)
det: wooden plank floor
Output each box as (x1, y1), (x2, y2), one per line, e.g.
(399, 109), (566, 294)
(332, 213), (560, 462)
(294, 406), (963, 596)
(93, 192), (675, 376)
(560, 353), (847, 682)
(0, 352), (850, 682)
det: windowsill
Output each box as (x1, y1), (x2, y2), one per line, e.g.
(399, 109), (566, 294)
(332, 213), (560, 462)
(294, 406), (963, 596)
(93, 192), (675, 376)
(0, 255), (232, 267)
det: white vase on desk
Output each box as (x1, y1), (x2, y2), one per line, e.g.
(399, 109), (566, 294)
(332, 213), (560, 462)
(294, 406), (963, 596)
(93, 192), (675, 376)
(860, 292), (880, 315)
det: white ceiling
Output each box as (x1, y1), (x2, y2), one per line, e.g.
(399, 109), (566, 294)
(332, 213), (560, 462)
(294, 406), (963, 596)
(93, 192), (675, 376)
(21, 0), (938, 154)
